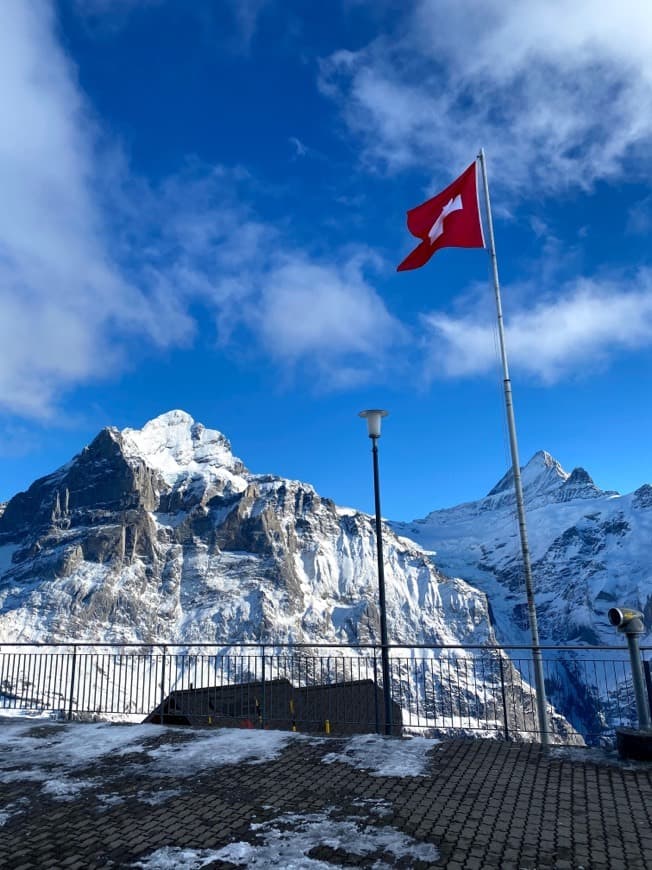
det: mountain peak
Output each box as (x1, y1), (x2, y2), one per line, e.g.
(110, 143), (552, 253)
(487, 450), (568, 498)
(525, 449), (561, 469)
(121, 410), (247, 486)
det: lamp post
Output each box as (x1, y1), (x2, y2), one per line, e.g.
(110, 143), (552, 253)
(359, 409), (392, 736)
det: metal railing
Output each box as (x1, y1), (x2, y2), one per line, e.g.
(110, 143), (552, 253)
(1, 642), (650, 746)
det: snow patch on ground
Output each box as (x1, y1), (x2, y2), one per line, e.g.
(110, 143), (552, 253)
(41, 777), (96, 800)
(0, 707), (60, 720)
(0, 720), (316, 801)
(137, 788), (183, 806)
(0, 720), (166, 772)
(214, 809), (439, 868)
(351, 797), (394, 818)
(0, 798), (28, 827)
(547, 744), (648, 770)
(142, 726), (306, 775)
(322, 733), (439, 777)
(132, 847), (223, 869)
(97, 792), (126, 809)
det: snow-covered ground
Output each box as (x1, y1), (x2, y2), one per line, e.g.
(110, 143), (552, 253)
(0, 719), (439, 787)
(133, 814), (439, 870)
(134, 811), (439, 870)
(0, 718), (440, 868)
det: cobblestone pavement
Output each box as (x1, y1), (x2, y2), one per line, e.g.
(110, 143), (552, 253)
(1, 721), (651, 869)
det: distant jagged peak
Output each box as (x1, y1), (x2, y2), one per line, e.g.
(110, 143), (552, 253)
(556, 466), (611, 501)
(487, 450), (568, 498)
(632, 483), (652, 509)
(564, 466), (592, 485)
(484, 451), (613, 507)
(120, 410), (248, 485)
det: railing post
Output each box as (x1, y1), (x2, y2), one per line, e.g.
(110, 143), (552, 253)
(372, 648), (380, 735)
(260, 644), (266, 728)
(625, 633), (651, 730)
(160, 644), (167, 724)
(67, 645), (77, 721)
(499, 656), (509, 741)
(644, 659), (652, 723)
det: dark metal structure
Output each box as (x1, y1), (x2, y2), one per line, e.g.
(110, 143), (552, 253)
(144, 677), (402, 734)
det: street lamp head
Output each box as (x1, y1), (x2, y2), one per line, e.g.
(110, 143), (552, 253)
(359, 409), (389, 439)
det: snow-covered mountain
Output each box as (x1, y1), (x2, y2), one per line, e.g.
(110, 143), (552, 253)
(10, 412), (650, 740)
(3, 410), (578, 739)
(393, 450), (652, 647)
(0, 411), (494, 650)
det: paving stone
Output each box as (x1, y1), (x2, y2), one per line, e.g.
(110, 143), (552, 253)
(2, 730), (652, 869)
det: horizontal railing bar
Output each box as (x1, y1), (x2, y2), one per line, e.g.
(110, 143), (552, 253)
(0, 642), (647, 652)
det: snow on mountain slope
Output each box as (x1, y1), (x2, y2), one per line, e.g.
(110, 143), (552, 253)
(0, 411), (491, 650)
(121, 410), (248, 493)
(393, 451), (652, 647)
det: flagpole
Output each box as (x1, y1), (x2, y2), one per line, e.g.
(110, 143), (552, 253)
(477, 147), (551, 746)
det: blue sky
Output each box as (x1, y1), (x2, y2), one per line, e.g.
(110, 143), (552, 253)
(1, 0), (652, 521)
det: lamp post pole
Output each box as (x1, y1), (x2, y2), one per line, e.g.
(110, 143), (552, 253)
(359, 409), (392, 736)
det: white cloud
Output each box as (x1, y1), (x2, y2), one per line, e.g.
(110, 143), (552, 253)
(0, 1), (186, 418)
(129, 165), (407, 388)
(11, 0), (650, 419)
(253, 252), (405, 384)
(320, 0), (652, 192)
(423, 272), (652, 382)
(0, 2), (403, 419)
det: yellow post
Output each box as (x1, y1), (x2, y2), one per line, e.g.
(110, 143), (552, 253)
(325, 719), (331, 735)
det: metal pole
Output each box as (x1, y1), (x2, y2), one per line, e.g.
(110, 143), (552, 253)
(261, 644), (266, 728)
(499, 656), (510, 742)
(160, 644), (167, 724)
(478, 148), (550, 746)
(372, 650), (380, 735)
(67, 644), (77, 722)
(626, 634), (652, 730)
(371, 436), (393, 736)
(644, 659), (652, 723)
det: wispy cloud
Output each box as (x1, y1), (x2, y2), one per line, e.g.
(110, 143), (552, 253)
(71, 0), (163, 31)
(135, 165), (407, 388)
(252, 252), (405, 380)
(288, 136), (308, 158)
(423, 271), (652, 383)
(227, 0), (272, 50)
(0, 0), (185, 418)
(5, 0), (651, 424)
(626, 195), (652, 236)
(0, 3), (404, 418)
(320, 0), (652, 193)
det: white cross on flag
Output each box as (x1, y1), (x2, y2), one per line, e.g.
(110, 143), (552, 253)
(397, 161), (485, 271)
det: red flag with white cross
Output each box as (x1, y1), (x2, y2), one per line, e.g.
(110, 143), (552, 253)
(397, 161), (485, 271)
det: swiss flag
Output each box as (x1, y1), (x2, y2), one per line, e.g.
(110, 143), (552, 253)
(397, 161), (485, 271)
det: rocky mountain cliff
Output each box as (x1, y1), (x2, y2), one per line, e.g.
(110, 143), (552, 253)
(393, 451), (652, 647)
(0, 411), (492, 650)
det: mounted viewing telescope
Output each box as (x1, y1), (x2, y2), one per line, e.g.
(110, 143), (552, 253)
(609, 604), (651, 759)
(608, 607), (645, 631)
